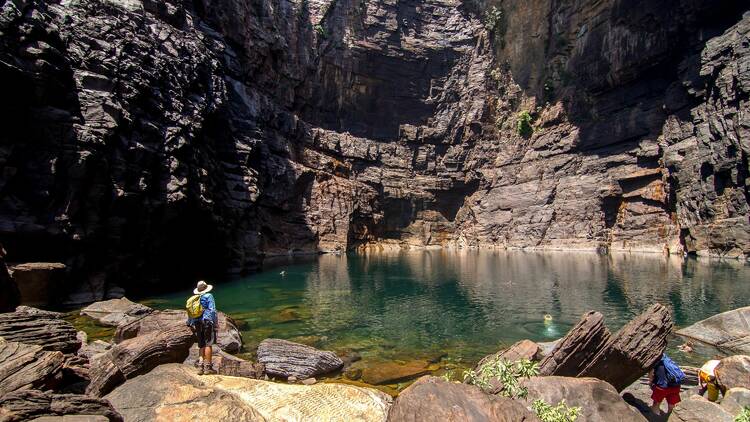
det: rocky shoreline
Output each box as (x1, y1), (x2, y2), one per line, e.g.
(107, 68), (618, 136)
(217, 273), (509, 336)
(1, 299), (748, 421)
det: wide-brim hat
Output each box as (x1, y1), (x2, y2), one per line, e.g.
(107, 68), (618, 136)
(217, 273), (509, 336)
(193, 280), (213, 295)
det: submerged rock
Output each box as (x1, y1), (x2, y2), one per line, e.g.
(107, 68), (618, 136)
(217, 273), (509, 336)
(716, 355), (750, 390)
(86, 324), (194, 397)
(0, 389), (123, 422)
(540, 304), (672, 391)
(522, 376), (647, 422)
(258, 339), (343, 380)
(80, 298), (153, 327)
(388, 376), (538, 422)
(676, 306), (750, 354)
(114, 309), (242, 353)
(360, 360), (431, 385)
(0, 307), (80, 353)
(104, 363), (392, 422)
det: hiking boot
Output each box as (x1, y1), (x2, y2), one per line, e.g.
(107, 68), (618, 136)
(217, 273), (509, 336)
(202, 363), (217, 375)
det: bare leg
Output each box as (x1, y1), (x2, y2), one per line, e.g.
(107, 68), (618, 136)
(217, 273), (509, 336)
(204, 346), (212, 365)
(667, 403), (676, 413)
(651, 401), (662, 415)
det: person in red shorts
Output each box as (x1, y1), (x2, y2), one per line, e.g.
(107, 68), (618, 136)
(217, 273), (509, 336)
(649, 354), (682, 416)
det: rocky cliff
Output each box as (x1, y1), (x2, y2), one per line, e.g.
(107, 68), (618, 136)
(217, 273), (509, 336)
(0, 0), (748, 296)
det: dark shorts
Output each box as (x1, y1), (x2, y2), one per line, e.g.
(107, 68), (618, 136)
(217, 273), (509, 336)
(194, 320), (217, 348)
(651, 385), (681, 406)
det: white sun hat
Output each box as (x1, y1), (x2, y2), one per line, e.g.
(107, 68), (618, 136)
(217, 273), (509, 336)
(193, 280), (213, 295)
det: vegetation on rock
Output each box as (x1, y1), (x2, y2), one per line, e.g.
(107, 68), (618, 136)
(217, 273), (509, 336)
(516, 111), (534, 138)
(463, 357), (538, 398)
(532, 399), (581, 422)
(736, 407), (750, 422)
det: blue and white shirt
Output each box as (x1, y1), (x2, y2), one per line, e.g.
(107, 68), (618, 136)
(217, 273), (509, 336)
(187, 293), (218, 325)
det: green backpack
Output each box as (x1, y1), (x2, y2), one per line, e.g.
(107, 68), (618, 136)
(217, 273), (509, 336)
(186, 294), (204, 319)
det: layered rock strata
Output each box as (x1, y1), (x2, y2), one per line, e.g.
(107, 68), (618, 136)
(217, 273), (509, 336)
(0, 0), (748, 294)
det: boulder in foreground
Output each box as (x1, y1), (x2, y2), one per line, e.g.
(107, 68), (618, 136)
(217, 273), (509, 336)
(676, 306), (750, 353)
(667, 396), (734, 422)
(0, 306), (80, 353)
(0, 338), (66, 396)
(522, 376), (646, 422)
(0, 389), (122, 422)
(104, 363), (392, 422)
(86, 324), (194, 397)
(716, 355), (750, 391)
(258, 338), (343, 379)
(388, 376), (538, 422)
(80, 298), (153, 327)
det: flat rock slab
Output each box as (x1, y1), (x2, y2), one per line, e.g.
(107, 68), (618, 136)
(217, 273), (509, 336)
(80, 298), (153, 327)
(522, 376), (647, 422)
(676, 306), (750, 353)
(667, 397), (734, 422)
(716, 355), (750, 390)
(86, 324), (194, 397)
(0, 338), (66, 396)
(0, 307), (80, 353)
(388, 376), (538, 422)
(104, 363), (392, 422)
(258, 339), (343, 379)
(0, 389), (122, 421)
(114, 309), (242, 353)
(360, 360), (431, 385)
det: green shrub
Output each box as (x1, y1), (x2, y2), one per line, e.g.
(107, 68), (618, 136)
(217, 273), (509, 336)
(516, 111), (533, 137)
(463, 358), (539, 398)
(532, 399), (581, 422)
(313, 24), (327, 38)
(736, 407), (750, 422)
(484, 6), (503, 32)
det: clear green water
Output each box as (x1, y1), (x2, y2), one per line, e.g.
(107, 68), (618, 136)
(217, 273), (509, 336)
(144, 250), (750, 369)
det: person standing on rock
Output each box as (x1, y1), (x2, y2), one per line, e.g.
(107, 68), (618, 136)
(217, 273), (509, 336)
(186, 280), (219, 375)
(648, 353), (685, 416)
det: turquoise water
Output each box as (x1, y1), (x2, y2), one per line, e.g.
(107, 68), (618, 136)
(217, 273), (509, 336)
(145, 250), (750, 369)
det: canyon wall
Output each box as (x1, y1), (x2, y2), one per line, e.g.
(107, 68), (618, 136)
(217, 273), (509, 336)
(0, 0), (748, 296)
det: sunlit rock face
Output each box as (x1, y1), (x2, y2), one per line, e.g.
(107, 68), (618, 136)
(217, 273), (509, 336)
(0, 0), (748, 293)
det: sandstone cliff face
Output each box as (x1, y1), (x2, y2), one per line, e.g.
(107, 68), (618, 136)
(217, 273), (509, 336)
(0, 0), (748, 294)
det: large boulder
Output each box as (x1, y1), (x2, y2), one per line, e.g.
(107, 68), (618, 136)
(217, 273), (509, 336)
(720, 387), (750, 415)
(717, 355), (750, 390)
(676, 306), (750, 353)
(10, 262), (66, 307)
(0, 338), (66, 396)
(104, 363), (392, 422)
(86, 324), (194, 397)
(0, 307), (80, 353)
(540, 304), (672, 391)
(538, 311), (611, 377)
(388, 376), (539, 421)
(80, 298), (153, 327)
(521, 376), (647, 422)
(114, 309), (242, 353)
(580, 303), (673, 391)
(667, 397), (734, 422)
(257, 338), (343, 379)
(0, 389), (123, 422)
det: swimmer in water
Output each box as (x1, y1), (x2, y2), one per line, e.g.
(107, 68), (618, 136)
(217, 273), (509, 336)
(544, 314), (553, 324)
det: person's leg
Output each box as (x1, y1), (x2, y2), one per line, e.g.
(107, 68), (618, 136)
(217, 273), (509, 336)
(707, 383), (719, 402)
(201, 323), (217, 374)
(650, 399), (662, 415)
